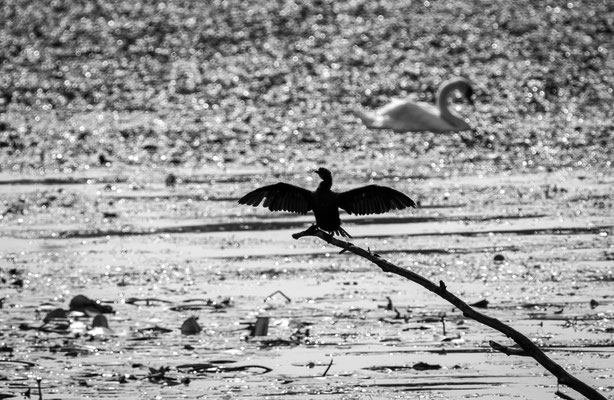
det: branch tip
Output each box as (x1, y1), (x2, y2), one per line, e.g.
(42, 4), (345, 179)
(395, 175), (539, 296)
(489, 340), (530, 357)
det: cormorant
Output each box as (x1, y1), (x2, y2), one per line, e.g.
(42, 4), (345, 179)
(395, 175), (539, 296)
(238, 168), (415, 237)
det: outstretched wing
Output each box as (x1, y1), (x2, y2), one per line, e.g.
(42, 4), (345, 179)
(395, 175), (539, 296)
(238, 183), (312, 215)
(338, 185), (415, 216)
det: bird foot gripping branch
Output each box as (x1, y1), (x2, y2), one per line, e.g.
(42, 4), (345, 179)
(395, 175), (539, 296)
(291, 225), (351, 253)
(291, 225), (322, 240)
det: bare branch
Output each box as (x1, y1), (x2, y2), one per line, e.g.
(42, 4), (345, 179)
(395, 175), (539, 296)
(293, 227), (607, 400)
(489, 340), (530, 357)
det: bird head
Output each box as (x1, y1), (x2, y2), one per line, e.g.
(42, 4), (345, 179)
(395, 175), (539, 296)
(465, 85), (475, 106)
(313, 167), (332, 182)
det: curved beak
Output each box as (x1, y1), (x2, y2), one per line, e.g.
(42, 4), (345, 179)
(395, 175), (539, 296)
(466, 87), (475, 107)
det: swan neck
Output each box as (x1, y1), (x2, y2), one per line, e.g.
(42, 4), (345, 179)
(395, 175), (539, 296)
(436, 80), (469, 128)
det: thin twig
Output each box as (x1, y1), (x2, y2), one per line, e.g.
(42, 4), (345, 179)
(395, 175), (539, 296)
(489, 340), (530, 357)
(441, 315), (446, 336)
(37, 377), (43, 400)
(0, 360), (36, 367)
(265, 290), (291, 303)
(292, 227), (607, 400)
(322, 358), (334, 377)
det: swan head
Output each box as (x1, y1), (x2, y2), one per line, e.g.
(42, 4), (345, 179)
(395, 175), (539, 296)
(464, 85), (475, 106)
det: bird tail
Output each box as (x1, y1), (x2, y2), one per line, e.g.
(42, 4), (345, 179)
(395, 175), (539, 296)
(335, 226), (352, 238)
(352, 108), (380, 129)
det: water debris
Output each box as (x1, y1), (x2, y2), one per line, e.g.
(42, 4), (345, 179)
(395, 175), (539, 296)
(180, 317), (202, 335)
(135, 325), (173, 335)
(101, 211), (119, 219)
(365, 362), (441, 372)
(92, 314), (109, 329)
(19, 308), (71, 333)
(98, 153), (111, 167)
(176, 362), (272, 374)
(1, 198), (26, 216)
(322, 358), (334, 377)
(544, 184), (568, 199)
(393, 307), (410, 322)
(11, 277), (23, 288)
(36, 377), (43, 400)
(440, 334), (463, 343)
(69, 295), (114, 316)
(43, 308), (68, 323)
(51, 343), (98, 357)
(170, 298), (233, 311)
(0, 344), (13, 353)
(252, 316), (270, 337)
(165, 173), (178, 187)
(124, 297), (173, 306)
(385, 296), (394, 311)
(147, 366), (186, 385)
(470, 299), (490, 309)
(0, 359), (36, 367)
(413, 362), (442, 371)
(264, 290), (292, 304)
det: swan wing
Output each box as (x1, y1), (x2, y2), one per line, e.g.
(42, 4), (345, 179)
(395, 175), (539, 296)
(239, 183), (312, 214)
(378, 100), (457, 132)
(376, 98), (414, 115)
(338, 185), (415, 216)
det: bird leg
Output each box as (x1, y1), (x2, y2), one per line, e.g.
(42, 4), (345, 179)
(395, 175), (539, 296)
(291, 225), (321, 239)
(292, 226), (355, 255)
(292, 226), (343, 244)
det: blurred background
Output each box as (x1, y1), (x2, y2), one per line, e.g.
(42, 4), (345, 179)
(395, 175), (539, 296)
(0, 1), (612, 399)
(1, 0), (612, 175)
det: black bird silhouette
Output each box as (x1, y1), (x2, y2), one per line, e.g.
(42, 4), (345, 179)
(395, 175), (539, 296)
(238, 168), (415, 237)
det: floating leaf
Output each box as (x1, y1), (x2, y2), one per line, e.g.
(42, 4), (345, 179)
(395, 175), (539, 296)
(69, 295), (114, 316)
(165, 173), (177, 187)
(470, 299), (489, 308)
(124, 297), (173, 306)
(137, 325), (173, 334)
(251, 316), (269, 337)
(413, 362), (441, 371)
(176, 362), (272, 374)
(181, 317), (202, 335)
(43, 308), (68, 323)
(494, 254), (505, 263)
(92, 314), (109, 329)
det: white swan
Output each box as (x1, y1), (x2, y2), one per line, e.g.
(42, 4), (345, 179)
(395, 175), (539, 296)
(353, 78), (474, 132)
